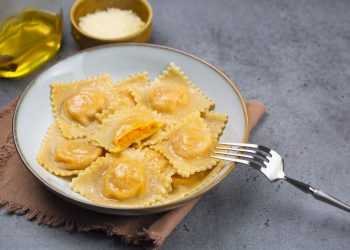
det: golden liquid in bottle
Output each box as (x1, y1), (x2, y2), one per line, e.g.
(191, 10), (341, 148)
(0, 9), (62, 78)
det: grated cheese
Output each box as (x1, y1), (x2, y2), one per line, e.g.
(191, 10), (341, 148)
(79, 8), (145, 39)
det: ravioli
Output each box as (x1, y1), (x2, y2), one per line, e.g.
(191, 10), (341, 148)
(89, 107), (163, 153)
(70, 149), (169, 206)
(37, 124), (104, 176)
(152, 112), (219, 177)
(51, 74), (120, 138)
(131, 63), (214, 125)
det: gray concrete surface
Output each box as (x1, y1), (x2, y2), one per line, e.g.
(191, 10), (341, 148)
(1, 0), (350, 249)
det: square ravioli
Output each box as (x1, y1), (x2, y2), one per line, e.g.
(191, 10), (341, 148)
(88, 107), (164, 153)
(70, 149), (171, 207)
(152, 112), (219, 177)
(131, 63), (214, 125)
(51, 74), (120, 139)
(37, 124), (104, 176)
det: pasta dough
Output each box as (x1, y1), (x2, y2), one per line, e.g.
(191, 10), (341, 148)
(51, 74), (120, 138)
(114, 72), (149, 106)
(202, 111), (228, 139)
(152, 112), (219, 177)
(131, 63), (214, 125)
(71, 149), (169, 206)
(37, 124), (103, 176)
(153, 161), (226, 205)
(143, 148), (176, 192)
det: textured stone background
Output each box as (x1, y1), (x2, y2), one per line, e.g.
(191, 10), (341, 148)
(1, 0), (350, 249)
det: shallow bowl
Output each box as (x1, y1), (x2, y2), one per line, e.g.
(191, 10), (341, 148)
(13, 44), (249, 215)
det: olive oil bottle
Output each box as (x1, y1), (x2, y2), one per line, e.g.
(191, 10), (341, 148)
(0, 9), (62, 78)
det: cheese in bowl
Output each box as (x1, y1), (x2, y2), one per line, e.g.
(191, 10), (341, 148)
(37, 63), (228, 207)
(78, 8), (145, 39)
(70, 0), (153, 47)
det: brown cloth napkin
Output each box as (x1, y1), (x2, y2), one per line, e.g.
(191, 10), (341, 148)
(0, 98), (266, 249)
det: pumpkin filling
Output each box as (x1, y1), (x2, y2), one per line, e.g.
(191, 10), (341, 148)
(113, 121), (161, 150)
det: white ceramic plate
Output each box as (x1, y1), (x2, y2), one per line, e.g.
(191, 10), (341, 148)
(13, 44), (249, 215)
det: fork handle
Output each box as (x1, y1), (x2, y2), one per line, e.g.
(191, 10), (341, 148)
(285, 176), (350, 213)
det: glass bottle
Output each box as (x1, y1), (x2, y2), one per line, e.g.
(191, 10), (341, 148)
(0, 0), (62, 78)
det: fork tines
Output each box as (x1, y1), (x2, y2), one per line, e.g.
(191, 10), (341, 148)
(211, 142), (272, 168)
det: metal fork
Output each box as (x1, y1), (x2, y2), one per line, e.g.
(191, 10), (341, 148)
(212, 142), (350, 213)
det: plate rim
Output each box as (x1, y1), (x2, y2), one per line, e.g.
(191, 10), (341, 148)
(12, 43), (250, 214)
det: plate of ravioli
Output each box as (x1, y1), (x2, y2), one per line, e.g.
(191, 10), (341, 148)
(13, 44), (249, 215)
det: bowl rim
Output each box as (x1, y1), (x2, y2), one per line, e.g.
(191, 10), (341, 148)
(70, 0), (153, 42)
(12, 43), (250, 213)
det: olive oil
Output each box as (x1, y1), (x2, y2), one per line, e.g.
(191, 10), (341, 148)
(0, 9), (62, 78)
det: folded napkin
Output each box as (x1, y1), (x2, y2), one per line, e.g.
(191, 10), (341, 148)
(0, 98), (265, 249)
